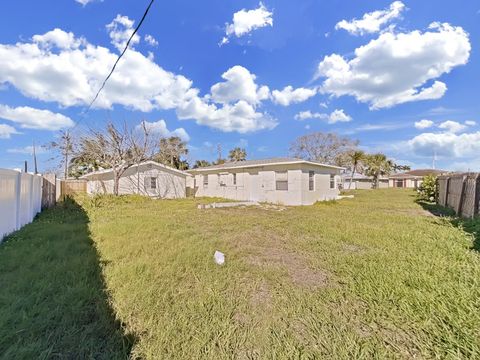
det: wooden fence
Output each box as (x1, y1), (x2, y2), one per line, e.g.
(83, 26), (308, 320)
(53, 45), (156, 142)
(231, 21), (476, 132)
(59, 179), (87, 198)
(42, 174), (56, 209)
(437, 173), (480, 218)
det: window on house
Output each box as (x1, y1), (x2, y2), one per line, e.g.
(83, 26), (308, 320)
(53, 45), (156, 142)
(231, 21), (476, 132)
(144, 176), (157, 190)
(309, 171), (315, 191)
(276, 171), (288, 191)
(203, 175), (208, 187)
(396, 179), (404, 188)
(233, 173), (237, 185)
(218, 174), (226, 186)
(330, 174), (335, 189)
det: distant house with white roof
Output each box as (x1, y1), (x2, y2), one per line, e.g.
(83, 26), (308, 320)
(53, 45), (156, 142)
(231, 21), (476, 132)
(187, 157), (343, 206)
(82, 160), (189, 198)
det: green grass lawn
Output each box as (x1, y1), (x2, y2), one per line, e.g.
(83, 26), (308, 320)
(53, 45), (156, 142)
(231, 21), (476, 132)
(1, 190), (479, 359)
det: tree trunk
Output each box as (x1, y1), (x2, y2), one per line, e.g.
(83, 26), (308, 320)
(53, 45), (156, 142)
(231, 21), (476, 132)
(113, 168), (119, 196)
(349, 165), (356, 190)
(64, 152), (68, 179)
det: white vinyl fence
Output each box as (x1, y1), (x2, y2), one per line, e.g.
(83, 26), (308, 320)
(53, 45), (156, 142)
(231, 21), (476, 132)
(0, 169), (43, 241)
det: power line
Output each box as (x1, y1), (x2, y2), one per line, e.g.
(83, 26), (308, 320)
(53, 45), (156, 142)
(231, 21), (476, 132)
(84, 0), (155, 114)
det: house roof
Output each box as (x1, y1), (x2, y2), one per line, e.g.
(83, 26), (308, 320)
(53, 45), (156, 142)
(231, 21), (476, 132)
(81, 160), (190, 179)
(188, 157), (344, 172)
(340, 173), (388, 181)
(389, 169), (446, 179)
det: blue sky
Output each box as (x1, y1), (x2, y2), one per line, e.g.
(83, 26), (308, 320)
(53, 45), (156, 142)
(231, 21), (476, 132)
(0, 0), (478, 172)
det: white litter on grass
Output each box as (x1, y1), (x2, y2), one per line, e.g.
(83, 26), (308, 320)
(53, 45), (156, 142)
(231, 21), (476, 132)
(214, 251), (225, 265)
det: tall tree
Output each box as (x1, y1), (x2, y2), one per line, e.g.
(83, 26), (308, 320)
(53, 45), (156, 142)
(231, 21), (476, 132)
(347, 150), (365, 190)
(289, 132), (359, 166)
(154, 136), (189, 170)
(75, 121), (156, 195)
(228, 147), (247, 162)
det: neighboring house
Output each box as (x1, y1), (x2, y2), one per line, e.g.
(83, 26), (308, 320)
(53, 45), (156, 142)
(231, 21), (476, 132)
(187, 157), (343, 206)
(389, 169), (446, 189)
(341, 173), (388, 190)
(82, 160), (189, 198)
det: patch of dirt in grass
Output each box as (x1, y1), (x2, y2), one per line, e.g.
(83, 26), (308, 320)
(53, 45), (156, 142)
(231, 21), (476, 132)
(250, 281), (272, 308)
(258, 204), (287, 212)
(248, 246), (329, 289)
(342, 243), (366, 254)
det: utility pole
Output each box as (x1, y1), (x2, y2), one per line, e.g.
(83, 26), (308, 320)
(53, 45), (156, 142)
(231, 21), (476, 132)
(24, 160), (28, 173)
(217, 143), (222, 162)
(63, 130), (72, 179)
(33, 140), (38, 174)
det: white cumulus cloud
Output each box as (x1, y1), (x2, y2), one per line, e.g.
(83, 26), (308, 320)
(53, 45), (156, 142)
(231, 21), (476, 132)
(414, 119), (434, 129)
(465, 120), (476, 126)
(271, 86), (317, 106)
(294, 109), (352, 124)
(138, 120), (190, 142)
(438, 120), (466, 134)
(177, 97), (276, 134)
(329, 109), (352, 123)
(106, 15), (140, 51)
(144, 34), (158, 47)
(0, 124), (19, 139)
(221, 2), (273, 45)
(408, 131), (480, 158)
(0, 27), (278, 134)
(210, 65), (269, 105)
(335, 1), (406, 35)
(75, 0), (99, 6)
(0, 105), (74, 130)
(316, 23), (470, 109)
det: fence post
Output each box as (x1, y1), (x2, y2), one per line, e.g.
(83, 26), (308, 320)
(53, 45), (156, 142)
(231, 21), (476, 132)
(474, 173), (480, 218)
(457, 175), (467, 216)
(15, 172), (21, 231)
(444, 177), (450, 207)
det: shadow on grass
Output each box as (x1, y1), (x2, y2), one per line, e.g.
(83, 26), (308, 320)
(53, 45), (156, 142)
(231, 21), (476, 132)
(417, 199), (480, 253)
(0, 198), (134, 359)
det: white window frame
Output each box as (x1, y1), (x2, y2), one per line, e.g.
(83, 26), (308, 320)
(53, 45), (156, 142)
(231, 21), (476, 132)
(233, 173), (237, 185)
(330, 174), (336, 189)
(145, 176), (157, 190)
(203, 175), (208, 187)
(275, 171), (288, 191)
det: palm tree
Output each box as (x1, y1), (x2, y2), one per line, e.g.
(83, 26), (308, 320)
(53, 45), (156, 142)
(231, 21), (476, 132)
(347, 150), (365, 189)
(228, 147), (247, 162)
(194, 160), (211, 168)
(154, 136), (189, 169)
(364, 153), (391, 189)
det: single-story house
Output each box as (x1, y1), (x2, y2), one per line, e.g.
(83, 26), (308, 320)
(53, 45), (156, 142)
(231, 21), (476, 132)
(187, 157), (343, 206)
(389, 169), (446, 189)
(82, 160), (189, 198)
(340, 173), (388, 190)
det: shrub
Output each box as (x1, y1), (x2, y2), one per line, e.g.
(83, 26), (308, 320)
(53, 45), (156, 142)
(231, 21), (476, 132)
(417, 175), (438, 202)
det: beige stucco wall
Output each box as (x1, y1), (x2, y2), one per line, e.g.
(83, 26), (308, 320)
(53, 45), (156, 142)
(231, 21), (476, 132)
(191, 163), (340, 206)
(389, 178), (422, 188)
(86, 164), (186, 198)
